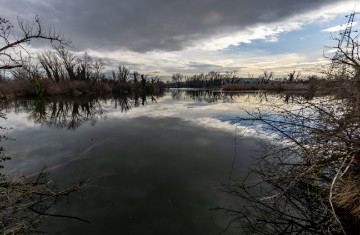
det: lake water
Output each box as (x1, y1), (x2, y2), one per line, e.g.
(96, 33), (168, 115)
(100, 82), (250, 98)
(0, 90), (287, 234)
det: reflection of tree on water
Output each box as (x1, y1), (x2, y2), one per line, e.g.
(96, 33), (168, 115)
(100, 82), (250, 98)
(113, 92), (159, 113)
(114, 95), (132, 113)
(171, 89), (234, 103)
(0, 98), (105, 130)
(0, 92), (163, 130)
(170, 89), (313, 104)
(29, 98), (105, 130)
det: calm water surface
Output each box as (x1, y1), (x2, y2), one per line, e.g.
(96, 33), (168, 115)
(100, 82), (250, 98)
(0, 90), (286, 234)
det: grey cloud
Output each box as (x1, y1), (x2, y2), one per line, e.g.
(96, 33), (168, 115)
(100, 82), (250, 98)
(0, 0), (351, 52)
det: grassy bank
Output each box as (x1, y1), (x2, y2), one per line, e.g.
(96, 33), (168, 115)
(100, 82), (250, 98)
(221, 78), (351, 97)
(222, 82), (308, 91)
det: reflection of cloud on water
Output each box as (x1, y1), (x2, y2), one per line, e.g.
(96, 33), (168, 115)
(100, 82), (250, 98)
(1, 112), (41, 133)
(104, 94), (280, 138)
(105, 99), (246, 135)
(189, 117), (235, 131)
(1, 92), (289, 140)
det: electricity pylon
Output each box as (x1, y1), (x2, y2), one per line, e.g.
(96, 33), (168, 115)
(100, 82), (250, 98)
(330, 11), (359, 78)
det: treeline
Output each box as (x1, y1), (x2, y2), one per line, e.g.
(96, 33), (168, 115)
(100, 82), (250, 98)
(170, 71), (239, 88)
(170, 70), (322, 89)
(169, 71), (325, 96)
(0, 47), (165, 98)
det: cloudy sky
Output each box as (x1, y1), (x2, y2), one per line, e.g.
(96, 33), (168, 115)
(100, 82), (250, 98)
(1, 0), (359, 79)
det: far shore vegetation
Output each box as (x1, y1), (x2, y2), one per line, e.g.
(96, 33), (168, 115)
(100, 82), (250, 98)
(169, 70), (339, 99)
(0, 62), (346, 100)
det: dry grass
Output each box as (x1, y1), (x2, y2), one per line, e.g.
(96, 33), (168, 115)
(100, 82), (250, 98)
(334, 177), (360, 220)
(221, 82), (309, 92)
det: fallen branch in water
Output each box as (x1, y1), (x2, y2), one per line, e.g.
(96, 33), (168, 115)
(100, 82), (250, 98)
(0, 167), (89, 234)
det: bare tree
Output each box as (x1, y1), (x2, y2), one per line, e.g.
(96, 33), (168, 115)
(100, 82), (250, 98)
(93, 59), (105, 82)
(11, 58), (42, 81)
(285, 71), (300, 83)
(171, 73), (183, 87)
(216, 86), (360, 234)
(38, 50), (65, 82)
(117, 65), (130, 83)
(55, 46), (77, 80)
(0, 15), (70, 71)
(132, 70), (139, 86)
(76, 52), (93, 81)
(258, 70), (273, 84)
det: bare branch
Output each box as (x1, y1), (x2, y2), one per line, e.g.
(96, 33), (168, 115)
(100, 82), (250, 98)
(0, 14), (70, 72)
